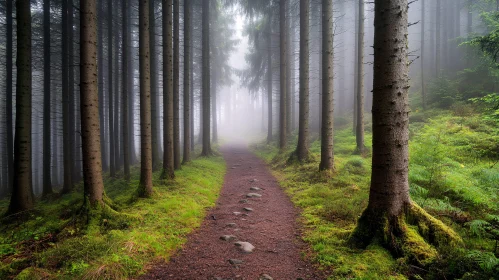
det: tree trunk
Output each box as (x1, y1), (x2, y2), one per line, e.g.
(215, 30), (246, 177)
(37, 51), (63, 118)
(183, 0), (191, 164)
(286, 1), (292, 136)
(114, 2), (120, 170)
(319, 0), (334, 171)
(190, 15), (195, 152)
(355, 0), (365, 154)
(98, 0), (107, 171)
(128, 3), (136, 165)
(69, 0), (77, 183)
(122, 0), (130, 180)
(436, 0), (441, 77)
(201, 0), (212, 156)
(150, 0), (160, 171)
(267, 12), (273, 144)
(42, 0), (53, 197)
(173, 0), (181, 167)
(421, 0), (426, 110)
(8, 0), (34, 214)
(80, 0), (105, 206)
(212, 61), (218, 143)
(139, 0), (153, 196)
(290, 4), (296, 132)
(61, 0), (74, 194)
(108, 0), (116, 177)
(353, 0), (358, 134)
(6, 0), (14, 195)
(296, 0), (309, 161)
(162, 0), (175, 179)
(279, 0), (287, 151)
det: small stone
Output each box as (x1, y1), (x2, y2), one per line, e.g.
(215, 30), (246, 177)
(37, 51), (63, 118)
(250, 187), (262, 191)
(233, 212), (242, 216)
(226, 223), (237, 228)
(239, 199), (248, 203)
(259, 274), (273, 280)
(220, 235), (237, 242)
(228, 259), (244, 265)
(246, 193), (262, 198)
(243, 207), (253, 212)
(249, 179), (258, 183)
(234, 241), (255, 253)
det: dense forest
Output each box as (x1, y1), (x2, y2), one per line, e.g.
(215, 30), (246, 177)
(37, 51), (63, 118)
(0, 0), (498, 279)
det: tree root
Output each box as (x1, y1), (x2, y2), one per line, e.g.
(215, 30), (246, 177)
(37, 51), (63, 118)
(350, 202), (463, 267)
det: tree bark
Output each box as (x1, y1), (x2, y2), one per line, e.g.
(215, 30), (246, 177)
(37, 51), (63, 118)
(183, 0), (191, 164)
(8, 0), (34, 214)
(162, 0), (175, 179)
(42, 0), (53, 196)
(128, 3), (136, 165)
(80, 0), (105, 206)
(173, 0), (181, 167)
(353, 0), (358, 134)
(98, 0), (107, 171)
(122, 0), (130, 180)
(267, 12), (273, 144)
(297, 0), (309, 161)
(190, 12), (195, 151)
(139, 0), (154, 196)
(279, 0), (287, 151)
(114, 1), (121, 170)
(355, 0), (365, 153)
(286, 1), (292, 136)
(150, 0), (160, 171)
(201, 0), (212, 156)
(319, 0), (334, 171)
(69, 0), (77, 182)
(108, 0), (116, 177)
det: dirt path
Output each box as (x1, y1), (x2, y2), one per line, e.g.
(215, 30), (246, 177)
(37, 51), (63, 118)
(141, 145), (323, 280)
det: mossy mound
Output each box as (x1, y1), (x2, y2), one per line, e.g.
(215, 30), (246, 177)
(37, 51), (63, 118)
(350, 202), (463, 267)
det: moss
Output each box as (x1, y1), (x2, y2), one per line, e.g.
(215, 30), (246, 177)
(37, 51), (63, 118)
(14, 267), (51, 280)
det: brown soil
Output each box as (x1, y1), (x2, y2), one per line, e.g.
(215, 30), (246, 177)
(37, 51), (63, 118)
(140, 145), (325, 280)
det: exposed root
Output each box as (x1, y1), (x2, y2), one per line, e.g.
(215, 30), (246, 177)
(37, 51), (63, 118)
(350, 202), (463, 267)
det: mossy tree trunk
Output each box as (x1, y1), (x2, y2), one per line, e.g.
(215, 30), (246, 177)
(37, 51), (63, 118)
(296, 0), (309, 161)
(162, 0), (175, 179)
(139, 0), (153, 197)
(80, 0), (105, 206)
(8, 0), (34, 215)
(319, 0), (334, 171)
(351, 0), (462, 266)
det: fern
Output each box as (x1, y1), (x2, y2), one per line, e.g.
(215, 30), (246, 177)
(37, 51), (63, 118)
(467, 250), (499, 272)
(467, 219), (491, 238)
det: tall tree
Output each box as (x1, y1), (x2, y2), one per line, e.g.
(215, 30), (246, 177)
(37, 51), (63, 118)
(98, 0), (107, 171)
(5, 0), (14, 194)
(61, 0), (73, 193)
(173, 0), (181, 168)
(421, 0), (426, 110)
(122, 0), (130, 180)
(69, 0), (77, 183)
(8, 0), (34, 214)
(80, 0), (105, 206)
(108, 0), (116, 177)
(183, 0), (191, 164)
(162, 0), (175, 179)
(296, 0), (309, 161)
(351, 0), (460, 259)
(139, 0), (153, 196)
(150, 0), (160, 171)
(319, 0), (334, 171)
(267, 12), (273, 143)
(113, 3), (120, 170)
(201, 0), (212, 156)
(279, 0), (287, 151)
(355, 0), (365, 154)
(436, 0), (441, 76)
(42, 0), (53, 196)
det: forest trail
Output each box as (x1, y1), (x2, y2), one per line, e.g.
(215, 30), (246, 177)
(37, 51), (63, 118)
(140, 144), (322, 280)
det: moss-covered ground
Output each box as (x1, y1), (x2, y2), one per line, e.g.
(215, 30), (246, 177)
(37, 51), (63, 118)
(0, 156), (226, 279)
(252, 110), (499, 279)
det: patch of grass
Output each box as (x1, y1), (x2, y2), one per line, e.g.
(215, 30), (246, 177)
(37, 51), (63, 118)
(0, 156), (226, 279)
(252, 111), (499, 279)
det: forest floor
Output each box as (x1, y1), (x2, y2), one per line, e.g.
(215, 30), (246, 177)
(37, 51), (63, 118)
(140, 144), (325, 280)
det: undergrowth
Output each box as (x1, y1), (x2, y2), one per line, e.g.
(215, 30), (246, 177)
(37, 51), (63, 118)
(0, 156), (226, 279)
(252, 111), (499, 280)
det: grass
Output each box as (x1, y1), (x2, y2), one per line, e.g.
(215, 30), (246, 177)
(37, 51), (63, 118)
(252, 110), (499, 279)
(0, 155), (226, 279)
